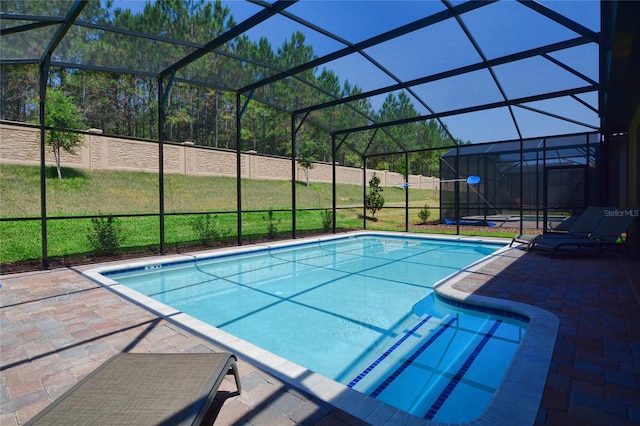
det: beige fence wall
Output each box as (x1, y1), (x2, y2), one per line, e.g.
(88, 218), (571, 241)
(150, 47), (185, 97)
(0, 122), (439, 190)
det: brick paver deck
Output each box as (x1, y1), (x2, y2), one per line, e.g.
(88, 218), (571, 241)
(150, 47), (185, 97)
(2, 244), (639, 425)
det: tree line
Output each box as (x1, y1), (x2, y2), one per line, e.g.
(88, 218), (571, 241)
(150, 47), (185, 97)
(1, 0), (462, 175)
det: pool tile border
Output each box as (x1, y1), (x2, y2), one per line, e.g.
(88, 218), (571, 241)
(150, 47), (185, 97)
(83, 231), (559, 426)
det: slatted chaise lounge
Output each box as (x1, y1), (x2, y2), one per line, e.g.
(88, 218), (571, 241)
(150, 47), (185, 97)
(530, 212), (636, 258)
(26, 352), (241, 426)
(510, 206), (608, 250)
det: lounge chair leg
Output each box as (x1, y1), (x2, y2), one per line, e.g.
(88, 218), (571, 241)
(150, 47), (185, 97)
(228, 363), (242, 394)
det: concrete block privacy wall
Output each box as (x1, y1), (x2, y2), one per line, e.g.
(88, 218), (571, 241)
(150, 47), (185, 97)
(0, 123), (439, 190)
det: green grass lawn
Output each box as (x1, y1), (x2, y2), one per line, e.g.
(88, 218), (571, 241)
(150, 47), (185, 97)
(1, 164), (445, 265)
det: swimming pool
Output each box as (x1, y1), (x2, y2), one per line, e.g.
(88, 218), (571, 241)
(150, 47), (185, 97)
(86, 232), (558, 425)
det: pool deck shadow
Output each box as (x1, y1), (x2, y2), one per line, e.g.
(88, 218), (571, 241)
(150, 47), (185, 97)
(1, 241), (639, 425)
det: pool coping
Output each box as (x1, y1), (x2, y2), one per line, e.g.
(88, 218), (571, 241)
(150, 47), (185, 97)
(83, 231), (559, 426)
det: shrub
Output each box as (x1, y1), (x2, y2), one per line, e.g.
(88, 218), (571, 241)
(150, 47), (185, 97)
(87, 216), (122, 255)
(365, 173), (385, 219)
(191, 214), (229, 246)
(265, 209), (280, 239)
(321, 209), (333, 232)
(418, 204), (431, 224)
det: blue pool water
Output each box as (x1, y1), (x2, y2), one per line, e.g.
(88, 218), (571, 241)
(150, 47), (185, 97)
(105, 234), (526, 422)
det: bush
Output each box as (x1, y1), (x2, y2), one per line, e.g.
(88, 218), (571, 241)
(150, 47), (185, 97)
(365, 173), (385, 219)
(418, 204), (431, 224)
(87, 216), (123, 255)
(321, 209), (333, 232)
(265, 209), (280, 239)
(191, 214), (229, 246)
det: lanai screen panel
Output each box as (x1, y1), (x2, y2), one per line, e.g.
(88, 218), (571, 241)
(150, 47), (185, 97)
(439, 133), (600, 225)
(0, 0), (605, 256)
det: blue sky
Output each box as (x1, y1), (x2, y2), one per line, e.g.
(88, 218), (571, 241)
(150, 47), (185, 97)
(111, 0), (601, 144)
